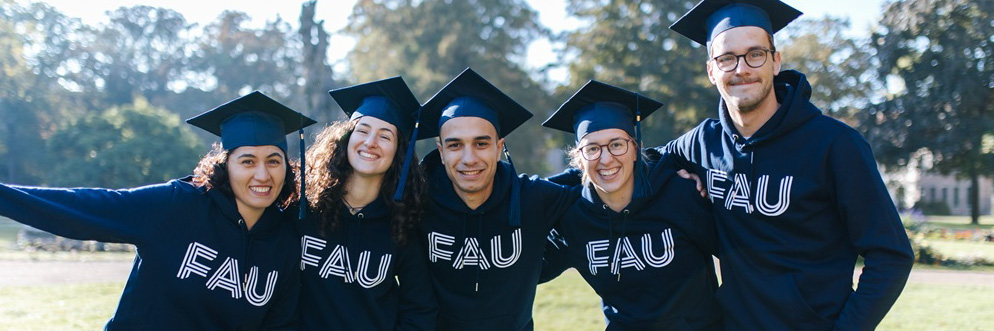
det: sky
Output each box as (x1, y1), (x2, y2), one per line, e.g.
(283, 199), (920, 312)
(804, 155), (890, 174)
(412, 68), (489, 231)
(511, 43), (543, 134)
(19, 0), (889, 83)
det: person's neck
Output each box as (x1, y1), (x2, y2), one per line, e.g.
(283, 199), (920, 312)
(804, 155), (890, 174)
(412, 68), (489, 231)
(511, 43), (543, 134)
(236, 203), (263, 230)
(727, 95), (781, 138)
(455, 184), (493, 211)
(594, 182), (633, 213)
(344, 172), (383, 213)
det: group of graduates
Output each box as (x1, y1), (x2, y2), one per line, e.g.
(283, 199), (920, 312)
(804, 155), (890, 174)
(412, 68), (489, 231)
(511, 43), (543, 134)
(0, 0), (916, 330)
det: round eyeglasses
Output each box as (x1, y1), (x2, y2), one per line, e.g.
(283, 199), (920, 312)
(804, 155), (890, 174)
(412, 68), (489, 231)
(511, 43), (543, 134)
(712, 48), (774, 72)
(579, 138), (631, 161)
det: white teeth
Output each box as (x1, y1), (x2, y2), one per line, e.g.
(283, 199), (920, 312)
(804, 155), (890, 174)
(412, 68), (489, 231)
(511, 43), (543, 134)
(250, 187), (271, 193)
(461, 170), (482, 176)
(598, 168), (619, 176)
(358, 151), (377, 159)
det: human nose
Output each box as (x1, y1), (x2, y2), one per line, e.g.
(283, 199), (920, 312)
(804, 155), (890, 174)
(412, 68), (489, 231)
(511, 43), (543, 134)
(253, 163), (270, 181)
(460, 148), (479, 165)
(362, 133), (378, 148)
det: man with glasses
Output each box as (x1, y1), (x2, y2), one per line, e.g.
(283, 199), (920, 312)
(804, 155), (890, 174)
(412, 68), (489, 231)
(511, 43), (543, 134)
(665, 0), (914, 329)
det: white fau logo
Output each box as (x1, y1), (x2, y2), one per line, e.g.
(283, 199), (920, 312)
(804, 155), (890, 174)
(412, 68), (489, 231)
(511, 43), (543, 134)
(428, 228), (522, 270)
(299, 236), (392, 288)
(707, 169), (793, 216)
(175, 242), (279, 306)
(586, 229), (676, 275)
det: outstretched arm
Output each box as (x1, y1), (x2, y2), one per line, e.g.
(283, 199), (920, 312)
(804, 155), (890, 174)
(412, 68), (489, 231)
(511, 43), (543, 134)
(0, 181), (187, 245)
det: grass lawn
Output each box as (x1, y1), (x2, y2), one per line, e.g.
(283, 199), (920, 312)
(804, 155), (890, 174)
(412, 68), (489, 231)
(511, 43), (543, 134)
(878, 282), (994, 330)
(0, 282), (124, 330)
(2, 272), (990, 330)
(926, 215), (994, 231)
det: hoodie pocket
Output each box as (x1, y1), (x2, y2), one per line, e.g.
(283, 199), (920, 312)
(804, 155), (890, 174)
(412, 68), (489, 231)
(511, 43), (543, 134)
(717, 272), (832, 330)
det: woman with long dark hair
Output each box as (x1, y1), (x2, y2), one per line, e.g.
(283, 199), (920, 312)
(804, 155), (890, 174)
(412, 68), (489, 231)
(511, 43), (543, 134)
(296, 77), (436, 330)
(0, 92), (316, 329)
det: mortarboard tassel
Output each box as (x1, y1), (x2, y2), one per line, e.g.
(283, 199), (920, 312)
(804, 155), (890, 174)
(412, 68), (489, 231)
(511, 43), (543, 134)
(634, 93), (651, 200)
(394, 106), (423, 202)
(503, 143), (522, 227)
(298, 116), (307, 221)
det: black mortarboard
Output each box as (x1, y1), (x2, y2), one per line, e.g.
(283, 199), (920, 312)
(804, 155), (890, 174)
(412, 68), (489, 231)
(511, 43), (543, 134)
(418, 68), (532, 227)
(186, 91), (317, 220)
(186, 91), (316, 152)
(329, 76), (420, 138)
(543, 80), (664, 201)
(543, 80), (663, 142)
(329, 77), (422, 202)
(416, 67), (532, 140)
(669, 0), (802, 46)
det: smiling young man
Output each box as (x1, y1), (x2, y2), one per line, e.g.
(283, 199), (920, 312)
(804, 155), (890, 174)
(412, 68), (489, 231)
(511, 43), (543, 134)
(665, 0), (914, 329)
(416, 68), (577, 331)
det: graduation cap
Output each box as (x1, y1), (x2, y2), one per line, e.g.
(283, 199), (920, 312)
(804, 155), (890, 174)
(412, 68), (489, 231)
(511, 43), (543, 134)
(669, 0), (802, 47)
(418, 68), (533, 227)
(416, 67), (532, 140)
(543, 80), (664, 200)
(329, 77), (421, 202)
(186, 91), (317, 219)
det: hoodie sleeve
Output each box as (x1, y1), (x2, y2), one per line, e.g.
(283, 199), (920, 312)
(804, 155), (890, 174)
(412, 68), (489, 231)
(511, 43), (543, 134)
(395, 236), (439, 331)
(828, 131), (915, 330)
(545, 168), (583, 187)
(538, 227), (571, 284)
(0, 181), (185, 245)
(527, 177), (581, 229)
(659, 121), (711, 174)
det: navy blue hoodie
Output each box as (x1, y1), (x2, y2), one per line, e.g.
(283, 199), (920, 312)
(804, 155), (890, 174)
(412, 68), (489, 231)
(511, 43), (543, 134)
(663, 70), (914, 330)
(296, 196), (437, 330)
(0, 179), (301, 330)
(419, 149), (576, 331)
(542, 152), (721, 330)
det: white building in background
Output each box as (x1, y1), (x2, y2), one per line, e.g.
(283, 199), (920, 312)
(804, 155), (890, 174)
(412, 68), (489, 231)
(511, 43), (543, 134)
(883, 150), (993, 215)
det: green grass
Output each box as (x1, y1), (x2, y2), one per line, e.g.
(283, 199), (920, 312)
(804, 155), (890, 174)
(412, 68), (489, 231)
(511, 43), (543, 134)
(534, 270), (605, 330)
(0, 282), (123, 330)
(878, 282), (994, 330)
(0, 270), (992, 330)
(926, 215), (994, 230)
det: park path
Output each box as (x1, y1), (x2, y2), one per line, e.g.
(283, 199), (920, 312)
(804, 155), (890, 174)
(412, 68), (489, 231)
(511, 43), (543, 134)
(0, 260), (992, 286)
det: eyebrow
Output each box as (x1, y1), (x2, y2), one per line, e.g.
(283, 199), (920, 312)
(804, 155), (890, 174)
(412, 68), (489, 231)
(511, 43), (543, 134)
(716, 46), (769, 57)
(237, 152), (285, 159)
(443, 135), (493, 144)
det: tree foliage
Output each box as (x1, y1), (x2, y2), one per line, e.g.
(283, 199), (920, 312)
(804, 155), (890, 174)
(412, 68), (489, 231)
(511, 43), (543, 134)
(45, 99), (202, 188)
(345, 0), (556, 174)
(869, 0), (994, 223)
(558, 0), (717, 147)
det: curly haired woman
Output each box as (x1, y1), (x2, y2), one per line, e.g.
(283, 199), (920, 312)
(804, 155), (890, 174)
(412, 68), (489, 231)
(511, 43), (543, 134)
(0, 92), (315, 329)
(296, 77), (437, 330)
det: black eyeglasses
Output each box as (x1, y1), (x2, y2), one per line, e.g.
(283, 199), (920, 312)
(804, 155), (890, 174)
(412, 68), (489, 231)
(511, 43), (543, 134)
(712, 48), (774, 72)
(579, 138), (631, 161)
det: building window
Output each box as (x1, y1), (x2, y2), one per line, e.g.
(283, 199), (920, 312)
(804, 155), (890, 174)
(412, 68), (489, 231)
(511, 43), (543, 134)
(942, 188), (948, 203)
(931, 187), (936, 202)
(954, 187), (959, 207)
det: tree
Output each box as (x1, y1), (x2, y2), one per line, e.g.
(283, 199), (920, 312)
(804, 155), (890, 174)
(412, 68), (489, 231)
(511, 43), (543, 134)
(298, 1), (341, 124)
(868, 0), (994, 224)
(345, 0), (556, 174)
(778, 17), (877, 124)
(0, 0), (75, 185)
(45, 99), (203, 188)
(558, 0), (718, 147)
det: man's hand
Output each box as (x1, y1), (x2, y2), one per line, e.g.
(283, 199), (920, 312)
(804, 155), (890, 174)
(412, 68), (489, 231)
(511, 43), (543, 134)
(677, 169), (707, 198)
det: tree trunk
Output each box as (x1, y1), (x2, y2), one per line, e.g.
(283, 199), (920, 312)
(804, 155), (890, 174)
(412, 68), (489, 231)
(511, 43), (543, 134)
(969, 165), (980, 225)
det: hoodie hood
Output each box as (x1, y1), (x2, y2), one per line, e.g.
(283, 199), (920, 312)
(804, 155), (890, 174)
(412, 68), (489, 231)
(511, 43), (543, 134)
(421, 149), (513, 216)
(718, 69), (819, 148)
(206, 184), (283, 235)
